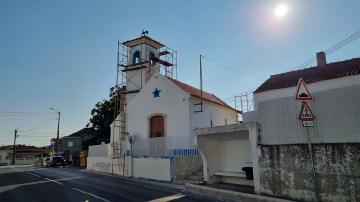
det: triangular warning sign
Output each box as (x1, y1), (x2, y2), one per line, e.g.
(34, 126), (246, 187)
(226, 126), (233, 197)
(299, 102), (315, 121)
(296, 78), (313, 101)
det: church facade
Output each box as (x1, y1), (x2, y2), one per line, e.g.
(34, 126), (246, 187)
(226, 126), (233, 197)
(109, 34), (238, 182)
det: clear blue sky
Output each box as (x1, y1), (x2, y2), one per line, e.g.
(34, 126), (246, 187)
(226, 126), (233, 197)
(1, 0), (359, 146)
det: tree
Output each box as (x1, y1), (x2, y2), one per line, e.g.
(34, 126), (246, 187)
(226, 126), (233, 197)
(87, 87), (118, 142)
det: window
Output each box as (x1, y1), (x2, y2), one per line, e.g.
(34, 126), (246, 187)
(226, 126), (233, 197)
(149, 52), (156, 66)
(132, 51), (141, 64)
(149, 115), (165, 138)
(68, 141), (73, 147)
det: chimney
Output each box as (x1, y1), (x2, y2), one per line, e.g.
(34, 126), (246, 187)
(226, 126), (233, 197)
(316, 51), (327, 67)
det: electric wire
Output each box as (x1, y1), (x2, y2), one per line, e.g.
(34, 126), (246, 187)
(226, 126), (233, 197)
(295, 29), (360, 70)
(201, 56), (265, 79)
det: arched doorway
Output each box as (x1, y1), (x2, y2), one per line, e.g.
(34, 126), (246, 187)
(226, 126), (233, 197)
(149, 115), (165, 138)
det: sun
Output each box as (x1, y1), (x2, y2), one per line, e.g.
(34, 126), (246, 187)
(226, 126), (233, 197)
(274, 4), (288, 18)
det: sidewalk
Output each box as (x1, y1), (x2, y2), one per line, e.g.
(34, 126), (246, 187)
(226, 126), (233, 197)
(82, 169), (297, 202)
(185, 183), (297, 202)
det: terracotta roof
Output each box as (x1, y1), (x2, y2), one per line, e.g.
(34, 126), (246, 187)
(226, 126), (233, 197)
(0, 145), (47, 153)
(254, 58), (360, 93)
(166, 77), (236, 111)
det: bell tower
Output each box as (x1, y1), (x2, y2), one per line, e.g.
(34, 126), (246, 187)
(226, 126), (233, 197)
(123, 32), (162, 96)
(118, 32), (177, 100)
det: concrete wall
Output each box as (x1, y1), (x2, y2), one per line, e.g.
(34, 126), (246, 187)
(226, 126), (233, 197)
(197, 130), (251, 184)
(0, 151), (9, 165)
(259, 144), (360, 202)
(254, 75), (360, 201)
(129, 157), (171, 181)
(254, 75), (360, 145)
(87, 156), (112, 173)
(88, 143), (110, 157)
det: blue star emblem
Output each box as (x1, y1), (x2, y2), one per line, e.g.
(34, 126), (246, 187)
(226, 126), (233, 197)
(152, 88), (161, 98)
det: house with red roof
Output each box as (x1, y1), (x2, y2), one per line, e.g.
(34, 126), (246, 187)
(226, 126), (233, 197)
(0, 145), (50, 166)
(250, 52), (360, 202)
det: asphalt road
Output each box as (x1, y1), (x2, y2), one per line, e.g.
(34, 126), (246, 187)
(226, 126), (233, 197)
(0, 166), (229, 202)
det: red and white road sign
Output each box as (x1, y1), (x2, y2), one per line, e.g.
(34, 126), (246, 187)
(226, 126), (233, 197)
(299, 101), (315, 121)
(296, 78), (313, 101)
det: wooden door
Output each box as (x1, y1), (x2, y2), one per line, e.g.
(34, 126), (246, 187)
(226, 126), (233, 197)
(150, 115), (164, 138)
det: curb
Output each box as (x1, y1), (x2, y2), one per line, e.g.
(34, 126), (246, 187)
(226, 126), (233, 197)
(185, 183), (297, 202)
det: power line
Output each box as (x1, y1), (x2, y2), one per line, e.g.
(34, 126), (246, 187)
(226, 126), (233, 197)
(0, 111), (55, 115)
(201, 56), (265, 80)
(18, 118), (56, 134)
(326, 30), (360, 55)
(0, 134), (12, 141)
(19, 135), (54, 138)
(295, 29), (360, 70)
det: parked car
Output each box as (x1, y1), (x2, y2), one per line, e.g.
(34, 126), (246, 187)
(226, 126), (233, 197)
(47, 156), (66, 167)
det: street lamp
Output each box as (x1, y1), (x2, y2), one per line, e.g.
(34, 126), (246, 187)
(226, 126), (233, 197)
(49, 108), (60, 154)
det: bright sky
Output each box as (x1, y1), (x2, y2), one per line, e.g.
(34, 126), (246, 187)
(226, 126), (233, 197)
(1, 0), (360, 146)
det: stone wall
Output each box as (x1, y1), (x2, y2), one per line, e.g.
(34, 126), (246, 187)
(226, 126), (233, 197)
(258, 143), (360, 202)
(172, 155), (203, 182)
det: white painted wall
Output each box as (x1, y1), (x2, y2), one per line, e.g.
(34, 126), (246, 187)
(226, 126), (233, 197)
(127, 73), (191, 140)
(197, 131), (250, 184)
(219, 138), (252, 171)
(190, 97), (237, 131)
(87, 156), (112, 173)
(254, 74), (360, 145)
(246, 122), (261, 194)
(190, 97), (237, 146)
(88, 143), (110, 157)
(129, 157), (171, 181)
(0, 150), (10, 165)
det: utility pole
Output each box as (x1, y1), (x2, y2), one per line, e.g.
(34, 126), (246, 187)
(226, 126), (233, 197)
(12, 129), (18, 165)
(50, 108), (60, 154)
(194, 55), (204, 113)
(199, 54), (203, 112)
(56, 111), (60, 154)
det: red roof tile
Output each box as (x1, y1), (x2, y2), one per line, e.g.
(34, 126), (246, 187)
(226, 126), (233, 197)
(167, 77), (236, 111)
(0, 145), (47, 153)
(254, 58), (360, 93)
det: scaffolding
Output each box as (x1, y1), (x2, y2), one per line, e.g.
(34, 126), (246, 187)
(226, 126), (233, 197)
(234, 93), (254, 122)
(111, 35), (177, 175)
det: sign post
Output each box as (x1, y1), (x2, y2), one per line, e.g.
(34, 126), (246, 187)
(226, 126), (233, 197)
(296, 78), (320, 201)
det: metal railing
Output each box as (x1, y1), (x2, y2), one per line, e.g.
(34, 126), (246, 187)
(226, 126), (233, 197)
(131, 135), (198, 157)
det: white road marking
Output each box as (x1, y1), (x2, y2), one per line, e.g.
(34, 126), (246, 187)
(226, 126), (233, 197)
(148, 193), (186, 202)
(0, 176), (83, 194)
(45, 177), (63, 185)
(72, 188), (110, 202)
(0, 180), (49, 194)
(24, 172), (42, 178)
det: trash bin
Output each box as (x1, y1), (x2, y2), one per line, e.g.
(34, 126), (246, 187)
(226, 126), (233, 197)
(242, 167), (253, 180)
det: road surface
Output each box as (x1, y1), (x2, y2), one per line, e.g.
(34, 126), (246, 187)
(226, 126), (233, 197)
(0, 166), (229, 202)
